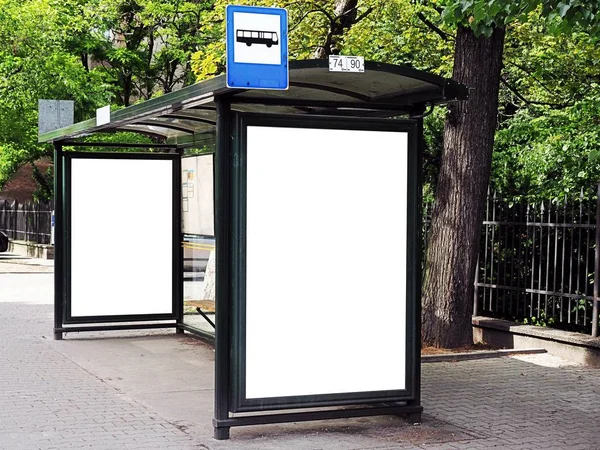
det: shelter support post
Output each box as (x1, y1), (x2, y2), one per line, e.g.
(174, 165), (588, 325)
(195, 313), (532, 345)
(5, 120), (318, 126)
(213, 98), (232, 440)
(174, 149), (184, 335)
(54, 143), (64, 340)
(407, 105), (426, 423)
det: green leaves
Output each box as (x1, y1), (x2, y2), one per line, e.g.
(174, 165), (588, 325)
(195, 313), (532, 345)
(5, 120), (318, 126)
(556, 1), (571, 18)
(492, 9), (600, 201)
(0, 0), (115, 190)
(0, 0), (213, 191)
(435, 0), (599, 37)
(493, 94), (600, 201)
(438, 0), (525, 36)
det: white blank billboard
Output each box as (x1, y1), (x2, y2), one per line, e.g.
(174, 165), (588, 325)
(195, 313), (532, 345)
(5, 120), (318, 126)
(245, 126), (408, 399)
(69, 158), (173, 317)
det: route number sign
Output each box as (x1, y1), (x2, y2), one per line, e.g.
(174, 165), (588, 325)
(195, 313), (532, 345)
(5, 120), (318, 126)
(329, 55), (365, 73)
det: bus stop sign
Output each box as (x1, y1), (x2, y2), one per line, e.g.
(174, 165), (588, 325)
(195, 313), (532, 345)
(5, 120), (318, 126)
(226, 5), (288, 90)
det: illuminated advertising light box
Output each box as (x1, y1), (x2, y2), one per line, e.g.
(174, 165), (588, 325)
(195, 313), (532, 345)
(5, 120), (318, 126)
(227, 114), (419, 412)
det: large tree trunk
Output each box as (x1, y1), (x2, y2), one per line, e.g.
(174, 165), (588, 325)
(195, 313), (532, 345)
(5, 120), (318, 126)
(421, 26), (506, 348)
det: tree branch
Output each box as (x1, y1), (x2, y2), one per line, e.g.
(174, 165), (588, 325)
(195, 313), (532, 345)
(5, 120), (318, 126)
(500, 77), (574, 109)
(505, 60), (555, 95)
(417, 12), (453, 41)
(354, 6), (374, 23)
(289, 9), (332, 32)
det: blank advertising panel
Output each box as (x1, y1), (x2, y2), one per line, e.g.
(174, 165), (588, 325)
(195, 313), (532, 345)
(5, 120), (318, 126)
(69, 157), (174, 318)
(244, 125), (409, 400)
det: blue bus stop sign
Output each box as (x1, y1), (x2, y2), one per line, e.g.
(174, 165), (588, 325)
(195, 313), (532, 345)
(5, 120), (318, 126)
(226, 5), (288, 90)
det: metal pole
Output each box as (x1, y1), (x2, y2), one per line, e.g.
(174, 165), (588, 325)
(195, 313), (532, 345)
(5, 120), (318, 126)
(473, 256), (480, 317)
(408, 106), (424, 423)
(592, 183), (600, 337)
(213, 98), (232, 440)
(53, 143), (64, 340)
(174, 150), (185, 335)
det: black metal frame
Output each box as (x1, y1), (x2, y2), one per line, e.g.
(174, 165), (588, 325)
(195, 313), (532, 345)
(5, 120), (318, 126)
(213, 108), (423, 438)
(53, 146), (183, 336)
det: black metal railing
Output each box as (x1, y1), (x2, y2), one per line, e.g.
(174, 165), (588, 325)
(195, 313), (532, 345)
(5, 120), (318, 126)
(473, 188), (599, 336)
(0, 200), (53, 245)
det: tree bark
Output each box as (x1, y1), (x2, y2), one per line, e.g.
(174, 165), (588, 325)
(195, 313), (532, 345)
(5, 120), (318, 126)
(313, 0), (358, 58)
(202, 250), (215, 301)
(421, 25), (506, 348)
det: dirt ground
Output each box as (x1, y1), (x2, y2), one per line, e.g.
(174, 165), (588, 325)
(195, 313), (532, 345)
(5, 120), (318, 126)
(421, 343), (499, 355)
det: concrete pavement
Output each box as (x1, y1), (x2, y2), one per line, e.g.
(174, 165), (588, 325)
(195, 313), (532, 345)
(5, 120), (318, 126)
(1, 257), (600, 449)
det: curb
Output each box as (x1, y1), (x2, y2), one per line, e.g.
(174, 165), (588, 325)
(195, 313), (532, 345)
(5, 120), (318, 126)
(0, 256), (54, 268)
(422, 348), (547, 363)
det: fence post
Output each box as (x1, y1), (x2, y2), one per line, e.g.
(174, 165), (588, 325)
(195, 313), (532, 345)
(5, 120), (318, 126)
(473, 256), (479, 316)
(592, 184), (600, 337)
(16, 201), (20, 241)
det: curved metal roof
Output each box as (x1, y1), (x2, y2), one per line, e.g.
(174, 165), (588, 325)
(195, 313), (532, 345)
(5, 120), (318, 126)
(39, 60), (467, 146)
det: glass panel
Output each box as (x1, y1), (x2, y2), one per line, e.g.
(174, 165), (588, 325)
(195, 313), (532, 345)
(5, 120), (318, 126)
(182, 235), (215, 335)
(181, 154), (215, 336)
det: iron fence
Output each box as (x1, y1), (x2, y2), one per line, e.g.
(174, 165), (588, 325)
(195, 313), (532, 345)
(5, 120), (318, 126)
(5, 186), (600, 335)
(0, 200), (53, 245)
(474, 188), (600, 336)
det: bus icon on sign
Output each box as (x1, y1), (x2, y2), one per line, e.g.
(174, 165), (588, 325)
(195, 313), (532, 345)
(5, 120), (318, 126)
(236, 29), (279, 48)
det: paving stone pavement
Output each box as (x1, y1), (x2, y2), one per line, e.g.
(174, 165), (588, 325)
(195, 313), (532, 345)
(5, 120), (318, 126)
(2, 264), (600, 449)
(0, 282), (202, 449)
(421, 357), (600, 450)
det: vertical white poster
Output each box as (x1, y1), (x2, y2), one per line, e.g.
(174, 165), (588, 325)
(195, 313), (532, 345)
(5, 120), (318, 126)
(244, 126), (408, 398)
(70, 158), (173, 317)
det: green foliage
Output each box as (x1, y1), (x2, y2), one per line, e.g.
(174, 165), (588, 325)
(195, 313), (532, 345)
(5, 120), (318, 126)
(76, 132), (154, 152)
(423, 107), (447, 203)
(191, 0), (455, 80)
(438, 0), (537, 36)
(521, 313), (555, 327)
(32, 164), (54, 203)
(191, 0), (343, 80)
(0, 0), (113, 192)
(435, 0), (599, 37)
(79, 0), (213, 105)
(492, 13), (600, 202)
(407, 1), (600, 202)
(493, 95), (600, 202)
(0, 0), (598, 209)
(343, 0), (453, 75)
(0, 0), (211, 194)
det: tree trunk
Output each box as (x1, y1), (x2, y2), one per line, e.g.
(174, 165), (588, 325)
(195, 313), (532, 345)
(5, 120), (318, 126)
(421, 25), (506, 348)
(122, 73), (132, 107)
(203, 250), (216, 301)
(313, 0), (358, 58)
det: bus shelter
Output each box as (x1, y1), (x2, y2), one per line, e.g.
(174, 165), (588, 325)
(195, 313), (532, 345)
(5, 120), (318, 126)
(39, 60), (467, 439)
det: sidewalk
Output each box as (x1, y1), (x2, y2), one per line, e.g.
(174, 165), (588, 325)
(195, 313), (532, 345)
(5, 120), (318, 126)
(1, 263), (600, 449)
(0, 253), (54, 273)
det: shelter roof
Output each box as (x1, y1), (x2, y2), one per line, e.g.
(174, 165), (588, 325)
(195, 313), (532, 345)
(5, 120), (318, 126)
(39, 60), (467, 146)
